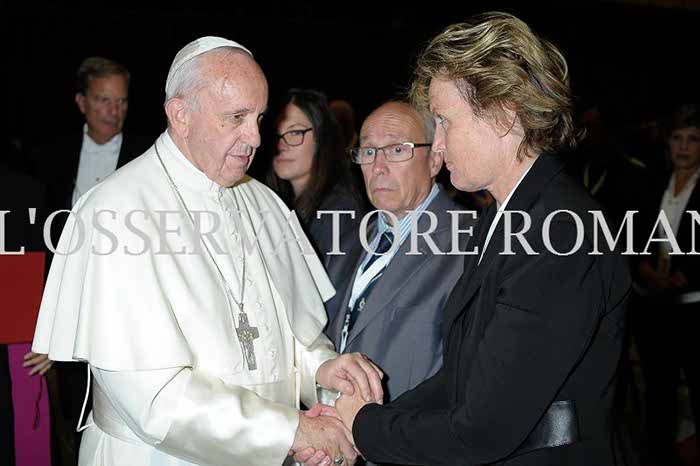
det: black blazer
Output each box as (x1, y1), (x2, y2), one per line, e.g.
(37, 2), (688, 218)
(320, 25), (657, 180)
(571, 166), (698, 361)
(635, 171), (700, 294)
(28, 130), (150, 214)
(353, 155), (631, 466)
(27, 131), (151, 247)
(0, 163), (48, 252)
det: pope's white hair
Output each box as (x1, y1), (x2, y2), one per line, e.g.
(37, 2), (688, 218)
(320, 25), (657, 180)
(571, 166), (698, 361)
(164, 46), (249, 112)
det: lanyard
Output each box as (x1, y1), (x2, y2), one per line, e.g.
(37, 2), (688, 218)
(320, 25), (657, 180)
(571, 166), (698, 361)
(340, 230), (398, 353)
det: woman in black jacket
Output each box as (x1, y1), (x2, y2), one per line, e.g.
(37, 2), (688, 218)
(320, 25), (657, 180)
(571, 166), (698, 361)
(632, 104), (699, 465)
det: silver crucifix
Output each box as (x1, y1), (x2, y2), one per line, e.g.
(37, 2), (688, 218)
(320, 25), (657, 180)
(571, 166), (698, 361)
(236, 313), (259, 371)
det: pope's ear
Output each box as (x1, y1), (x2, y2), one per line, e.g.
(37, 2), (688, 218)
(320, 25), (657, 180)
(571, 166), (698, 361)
(164, 97), (190, 138)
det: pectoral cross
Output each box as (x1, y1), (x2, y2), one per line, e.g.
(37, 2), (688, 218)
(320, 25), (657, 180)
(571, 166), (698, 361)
(236, 313), (259, 371)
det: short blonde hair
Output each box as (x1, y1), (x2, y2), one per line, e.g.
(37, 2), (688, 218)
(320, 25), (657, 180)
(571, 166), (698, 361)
(411, 12), (579, 159)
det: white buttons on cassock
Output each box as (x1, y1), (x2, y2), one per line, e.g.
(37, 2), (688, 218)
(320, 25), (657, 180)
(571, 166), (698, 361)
(268, 349), (276, 359)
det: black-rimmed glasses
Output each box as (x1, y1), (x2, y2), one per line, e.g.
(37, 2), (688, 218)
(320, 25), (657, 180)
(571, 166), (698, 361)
(276, 128), (313, 146)
(349, 142), (432, 165)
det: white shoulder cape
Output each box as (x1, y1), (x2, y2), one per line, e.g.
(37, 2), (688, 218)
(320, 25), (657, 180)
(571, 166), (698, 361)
(32, 142), (335, 370)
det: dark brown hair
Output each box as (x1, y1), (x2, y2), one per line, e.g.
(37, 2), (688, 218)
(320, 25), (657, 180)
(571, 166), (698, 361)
(266, 88), (358, 223)
(76, 56), (130, 95)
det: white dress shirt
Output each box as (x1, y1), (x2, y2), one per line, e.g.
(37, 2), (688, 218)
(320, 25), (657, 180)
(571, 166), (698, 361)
(72, 124), (122, 207)
(658, 167), (700, 303)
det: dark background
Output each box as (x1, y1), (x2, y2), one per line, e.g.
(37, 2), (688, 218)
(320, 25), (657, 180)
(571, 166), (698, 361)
(7, 0), (700, 172)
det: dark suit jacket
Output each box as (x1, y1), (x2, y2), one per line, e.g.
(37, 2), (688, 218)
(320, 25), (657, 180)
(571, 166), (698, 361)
(634, 170), (700, 294)
(306, 185), (367, 262)
(27, 130), (151, 248)
(353, 155), (631, 466)
(0, 163), (48, 252)
(325, 188), (474, 402)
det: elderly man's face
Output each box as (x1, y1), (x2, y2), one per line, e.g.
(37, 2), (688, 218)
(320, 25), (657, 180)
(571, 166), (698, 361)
(429, 77), (506, 193)
(185, 52), (268, 187)
(359, 103), (441, 219)
(76, 74), (129, 145)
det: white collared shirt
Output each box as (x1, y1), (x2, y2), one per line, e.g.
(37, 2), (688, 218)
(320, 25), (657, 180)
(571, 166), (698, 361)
(657, 167), (700, 304)
(658, 167), (700, 257)
(348, 183), (441, 312)
(72, 124), (122, 207)
(339, 183), (441, 353)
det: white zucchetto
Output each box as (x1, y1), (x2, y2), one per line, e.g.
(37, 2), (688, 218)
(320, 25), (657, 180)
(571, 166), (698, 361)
(165, 36), (252, 96)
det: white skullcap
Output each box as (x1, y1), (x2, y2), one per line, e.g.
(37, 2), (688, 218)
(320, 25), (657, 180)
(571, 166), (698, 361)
(165, 36), (253, 96)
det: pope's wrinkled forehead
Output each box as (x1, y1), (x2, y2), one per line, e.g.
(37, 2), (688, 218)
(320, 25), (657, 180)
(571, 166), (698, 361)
(165, 35), (253, 96)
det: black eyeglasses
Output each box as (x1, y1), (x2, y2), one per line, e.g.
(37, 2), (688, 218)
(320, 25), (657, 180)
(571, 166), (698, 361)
(349, 142), (432, 165)
(276, 128), (313, 146)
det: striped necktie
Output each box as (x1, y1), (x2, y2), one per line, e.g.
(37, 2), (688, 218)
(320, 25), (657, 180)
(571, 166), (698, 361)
(348, 230), (395, 331)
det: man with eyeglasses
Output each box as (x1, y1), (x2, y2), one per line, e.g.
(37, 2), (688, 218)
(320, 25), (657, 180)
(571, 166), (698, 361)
(319, 102), (474, 461)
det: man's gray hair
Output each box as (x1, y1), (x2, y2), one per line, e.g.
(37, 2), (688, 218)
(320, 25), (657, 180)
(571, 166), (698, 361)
(419, 108), (436, 143)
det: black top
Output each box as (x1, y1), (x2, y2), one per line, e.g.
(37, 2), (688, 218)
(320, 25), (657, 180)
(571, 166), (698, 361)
(26, 130), (151, 254)
(304, 186), (366, 262)
(353, 155), (631, 466)
(634, 169), (700, 295)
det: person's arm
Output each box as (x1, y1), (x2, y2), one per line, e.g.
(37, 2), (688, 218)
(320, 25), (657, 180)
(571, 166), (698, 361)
(386, 368), (448, 411)
(93, 366), (300, 466)
(296, 331), (337, 407)
(351, 224), (621, 466)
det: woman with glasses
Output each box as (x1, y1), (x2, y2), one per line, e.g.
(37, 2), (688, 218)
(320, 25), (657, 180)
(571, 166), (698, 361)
(267, 89), (365, 259)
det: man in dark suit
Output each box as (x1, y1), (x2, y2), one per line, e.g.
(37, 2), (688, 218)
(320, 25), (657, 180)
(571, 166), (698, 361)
(327, 13), (630, 466)
(324, 101), (473, 406)
(28, 56), (149, 246)
(25, 56), (149, 466)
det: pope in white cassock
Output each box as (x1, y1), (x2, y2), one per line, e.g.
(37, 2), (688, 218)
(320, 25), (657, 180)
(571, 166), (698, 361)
(31, 37), (384, 466)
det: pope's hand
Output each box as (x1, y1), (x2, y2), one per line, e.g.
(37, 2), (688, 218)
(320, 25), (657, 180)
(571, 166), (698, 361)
(291, 410), (357, 466)
(291, 404), (348, 465)
(316, 353), (384, 403)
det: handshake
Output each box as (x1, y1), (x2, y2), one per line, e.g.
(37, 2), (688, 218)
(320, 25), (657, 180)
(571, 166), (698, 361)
(290, 353), (384, 466)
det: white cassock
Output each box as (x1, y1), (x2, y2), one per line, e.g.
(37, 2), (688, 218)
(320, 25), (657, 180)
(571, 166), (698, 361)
(32, 131), (339, 466)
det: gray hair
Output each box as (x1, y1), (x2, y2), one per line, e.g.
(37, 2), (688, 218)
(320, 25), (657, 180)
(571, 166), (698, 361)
(419, 108), (436, 143)
(164, 46), (249, 111)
